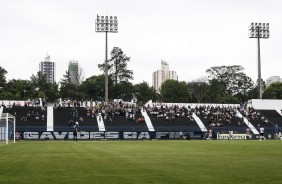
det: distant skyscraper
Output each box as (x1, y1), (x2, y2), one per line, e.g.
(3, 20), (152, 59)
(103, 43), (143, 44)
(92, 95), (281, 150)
(152, 60), (178, 92)
(39, 55), (55, 84)
(68, 60), (79, 85)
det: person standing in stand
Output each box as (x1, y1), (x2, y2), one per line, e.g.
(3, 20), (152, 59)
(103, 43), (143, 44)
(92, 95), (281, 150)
(73, 121), (79, 142)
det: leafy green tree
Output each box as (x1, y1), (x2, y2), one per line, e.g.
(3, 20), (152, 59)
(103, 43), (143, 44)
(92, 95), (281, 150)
(187, 78), (209, 103)
(263, 82), (282, 99)
(59, 70), (82, 99)
(0, 91), (14, 100)
(4, 79), (34, 100)
(0, 66), (7, 87)
(45, 82), (59, 102)
(30, 71), (48, 89)
(201, 79), (225, 103)
(111, 81), (133, 101)
(98, 47), (133, 85)
(160, 80), (190, 103)
(206, 65), (254, 96)
(80, 75), (107, 100)
(134, 81), (158, 105)
(202, 79), (240, 103)
(30, 71), (58, 102)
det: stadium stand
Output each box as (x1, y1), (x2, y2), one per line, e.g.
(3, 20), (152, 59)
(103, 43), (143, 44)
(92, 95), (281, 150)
(146, 105), (200, 132)
(242, 107), (273, 128)
(2, 98), (282, 139)
(2, 105), (47, 132)
(258, 110), (282, 126)
(102, 104), (148, 131)
(53, 106), (99, 132)
(196, 105), (248, 134)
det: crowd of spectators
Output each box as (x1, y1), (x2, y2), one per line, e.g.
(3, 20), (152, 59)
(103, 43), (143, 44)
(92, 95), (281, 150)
(146, 104), (195, 121)
(196, 105), (241, 128)
(1, 99), (46, 124)
(1, 98), (44, 109)
(144, 103), (245, 129)
(20, 109), (45, 122)
(240, 107), (269, 126)
(54, 99), (145, 125)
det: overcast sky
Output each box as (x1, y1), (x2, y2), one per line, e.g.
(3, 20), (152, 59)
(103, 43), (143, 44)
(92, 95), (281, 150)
(1, 0), (282, 85)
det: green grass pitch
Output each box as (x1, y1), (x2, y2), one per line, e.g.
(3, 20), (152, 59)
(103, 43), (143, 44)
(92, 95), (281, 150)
(0, 140), (282, 184)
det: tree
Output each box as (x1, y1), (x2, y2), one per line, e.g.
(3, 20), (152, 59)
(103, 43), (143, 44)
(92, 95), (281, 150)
(201, 79), (225, 103)
(0, 66), (7, 87)
(98, 47), (133, 85)
(201, 79), (240, 103)
(111, 81), (133, 101)
(30, 71), (49, 90)
(30, 71), (59, 102)
(59, 71), (82, 99)
(187, 77), (209, 103)
(4, 79), (34, 100)
(0, 66), (8, 88)
(263, 82), (282, 99)
(160, 80), (190, 103)
(134, 81), (158, 105)
(206, 65), (255, 97)
(0, 91), (14, 100)
(80, 75), (107, 100)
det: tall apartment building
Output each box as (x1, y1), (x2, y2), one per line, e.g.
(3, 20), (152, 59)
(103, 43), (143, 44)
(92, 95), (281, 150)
(152, 60), (178, 92)
(266, 76), (282, 88)
(68, 60), (79, 85)
(39, 55), (56, 84)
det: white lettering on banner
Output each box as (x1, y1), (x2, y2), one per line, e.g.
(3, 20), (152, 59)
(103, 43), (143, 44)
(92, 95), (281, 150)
(20, 131), (191, 140)
(171, 132), (186, 139)
(79, 131), (90, 140)
(217, 134), (247, 140)
(156, 132), (169, 139)
(53, 132), (68, 139)
(40, 132), (54, 140)
(68, 132), (74, 139)
(138, 132), (150, 139)
(91, 132), (105, 139)
(169, 132), (176, 139)
(24, 132), (39, 139)
(105, 132), (119, 139)
(123, 132), (137, 139)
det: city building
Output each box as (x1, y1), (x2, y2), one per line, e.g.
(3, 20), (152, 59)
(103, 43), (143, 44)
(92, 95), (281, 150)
(152, 60), (178, 92)
(266, 76), (282, 88)
(68, 60), (79, 85)
(39, 55), (55, 84)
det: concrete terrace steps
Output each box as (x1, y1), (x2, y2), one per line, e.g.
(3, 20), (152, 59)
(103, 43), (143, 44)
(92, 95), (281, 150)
(192, 113), (208, 132)
(141, 109), (155, 131)
(96, 114), (105, 131)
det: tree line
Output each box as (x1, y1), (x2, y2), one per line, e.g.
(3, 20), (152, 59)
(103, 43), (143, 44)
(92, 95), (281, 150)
(0, 47), (281, 105)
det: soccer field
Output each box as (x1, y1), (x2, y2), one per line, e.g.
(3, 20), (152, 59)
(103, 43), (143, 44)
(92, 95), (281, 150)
(0, 140), (282, 184)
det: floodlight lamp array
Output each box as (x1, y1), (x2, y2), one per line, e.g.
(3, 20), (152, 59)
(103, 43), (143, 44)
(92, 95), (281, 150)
(95, 14), (118, 33)
(249, 22), (270, 38)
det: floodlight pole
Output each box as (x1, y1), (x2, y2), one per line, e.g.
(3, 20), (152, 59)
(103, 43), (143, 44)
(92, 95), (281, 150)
(105, 31), (108, 102)
(95, 15), (118, 102)
(6, 113), (8, 144)
(13, 115), (15, 143)
(257, 27), (262, 99)
(249, 22), (269, 99)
